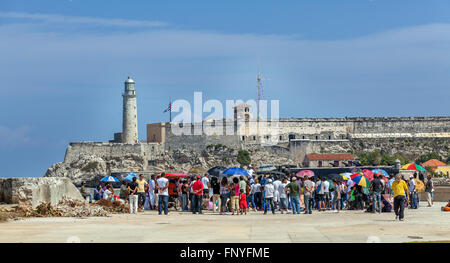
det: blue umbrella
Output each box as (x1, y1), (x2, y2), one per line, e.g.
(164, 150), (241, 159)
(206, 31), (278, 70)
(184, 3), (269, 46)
(100, 176), (120, 182)
(222, 167), (250, 177)
(371, 169), (389, 177)
(123, 173), (137, 181)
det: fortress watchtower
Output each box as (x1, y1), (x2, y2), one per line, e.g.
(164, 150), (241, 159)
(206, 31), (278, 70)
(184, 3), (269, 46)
(122, 76), (138, 143)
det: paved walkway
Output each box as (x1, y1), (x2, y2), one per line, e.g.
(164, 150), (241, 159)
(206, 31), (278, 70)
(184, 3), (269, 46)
(0, 202), (449, 243)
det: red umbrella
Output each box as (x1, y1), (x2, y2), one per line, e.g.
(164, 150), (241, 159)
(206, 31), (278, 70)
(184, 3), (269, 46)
(362, 169), (374, 181)
(296, 170), (314, 178)
(350, 173), (363, 180)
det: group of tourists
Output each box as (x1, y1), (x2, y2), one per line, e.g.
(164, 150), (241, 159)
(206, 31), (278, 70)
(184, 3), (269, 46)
(80, 167), (439, 221)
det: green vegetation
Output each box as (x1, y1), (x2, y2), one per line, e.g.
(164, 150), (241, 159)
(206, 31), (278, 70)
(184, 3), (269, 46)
(237, 150), (251, 168)
(358, 150), (409, 166)
(415, 152), (443, 164)
(81, 161), (98, 172)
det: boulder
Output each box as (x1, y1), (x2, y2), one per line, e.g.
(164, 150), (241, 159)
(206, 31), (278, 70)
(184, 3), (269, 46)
(0, 177), (84, 208)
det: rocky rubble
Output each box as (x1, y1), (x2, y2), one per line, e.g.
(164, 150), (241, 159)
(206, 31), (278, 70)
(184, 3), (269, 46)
(0, 197), (132, 221)
(15, 197), (109, 218)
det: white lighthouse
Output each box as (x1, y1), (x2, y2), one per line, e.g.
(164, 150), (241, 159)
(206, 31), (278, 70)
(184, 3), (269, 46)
(122, 76), (138, 143)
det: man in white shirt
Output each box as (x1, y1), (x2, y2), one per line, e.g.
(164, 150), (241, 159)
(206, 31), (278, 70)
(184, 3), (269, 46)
(248, 165), (254, 177)
(279, 178), (289, 214)
(156, 172), (170, 215)
(323, 179), (330, 209)
(409, 176), (417, 209)
(201, 174), (210, 198)
(273, 177), (282, 210)
(264, 179), (275, 214)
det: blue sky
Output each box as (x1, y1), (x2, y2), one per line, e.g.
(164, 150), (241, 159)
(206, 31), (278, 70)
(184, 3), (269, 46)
(1, 0), (449, 177)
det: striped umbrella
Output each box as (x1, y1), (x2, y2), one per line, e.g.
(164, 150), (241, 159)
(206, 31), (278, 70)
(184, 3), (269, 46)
(351, 175), (371, 188)
(401, 163), (426, 171)
(350, 173), (363, 180)
(362, 169), (374, 181)
(340, 172), (352, 180)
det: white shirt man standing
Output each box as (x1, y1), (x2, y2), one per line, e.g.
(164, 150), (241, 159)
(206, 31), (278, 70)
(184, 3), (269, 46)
(156, 172), (169, 215)
(264, 179), (276, 214)
(201, 174), (210, 198)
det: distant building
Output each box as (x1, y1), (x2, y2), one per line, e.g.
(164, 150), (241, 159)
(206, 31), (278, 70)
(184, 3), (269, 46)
(303, 153), (354, 168)
(421, 159), (447, 171)
(147, 122), (167, 143)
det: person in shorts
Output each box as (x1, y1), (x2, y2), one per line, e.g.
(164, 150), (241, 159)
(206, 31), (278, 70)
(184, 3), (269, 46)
(201, 174), (210, 198)
(316, 178), (326, 211)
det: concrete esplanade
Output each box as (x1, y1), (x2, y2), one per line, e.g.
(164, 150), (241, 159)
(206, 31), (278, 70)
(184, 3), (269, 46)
(122, 77), (138, 144)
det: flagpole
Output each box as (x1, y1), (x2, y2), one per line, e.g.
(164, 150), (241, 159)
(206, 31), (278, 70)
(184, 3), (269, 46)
(169, 98), (172, 123)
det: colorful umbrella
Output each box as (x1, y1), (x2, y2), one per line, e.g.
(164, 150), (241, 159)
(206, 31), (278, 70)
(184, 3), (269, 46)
(371, 169), (389, 177)
(351, 175), (370, 188)
(340, 172), (352, 180)
(350, 173), (363, 180)
(296, 170), (315, 178)
(413, 178), (425, 192)
(401, 163), (426, 171)
(100, 176), (120, 182)
(362, 169), (374, 181)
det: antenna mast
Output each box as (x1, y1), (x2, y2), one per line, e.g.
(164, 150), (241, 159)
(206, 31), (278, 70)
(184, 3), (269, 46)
(257, 58), (261, 121)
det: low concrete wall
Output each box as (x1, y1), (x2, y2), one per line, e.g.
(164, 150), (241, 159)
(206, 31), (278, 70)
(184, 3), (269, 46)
(419, 186), (450, 202)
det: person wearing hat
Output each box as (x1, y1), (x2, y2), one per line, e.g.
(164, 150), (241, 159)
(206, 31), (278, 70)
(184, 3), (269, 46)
(192, 175), (204, 214)
(263, 179), (275, 214)
(286, 177), (301, 214)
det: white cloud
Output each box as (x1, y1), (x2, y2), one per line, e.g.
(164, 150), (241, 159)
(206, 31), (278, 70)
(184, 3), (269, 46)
(0, 11), (168, 27)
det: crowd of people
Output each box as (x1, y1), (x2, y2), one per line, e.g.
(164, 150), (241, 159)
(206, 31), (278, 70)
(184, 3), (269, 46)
(80, 166), (441, 221)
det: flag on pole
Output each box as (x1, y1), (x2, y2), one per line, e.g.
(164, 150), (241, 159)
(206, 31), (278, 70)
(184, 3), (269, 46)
(163, 103), (171, 113)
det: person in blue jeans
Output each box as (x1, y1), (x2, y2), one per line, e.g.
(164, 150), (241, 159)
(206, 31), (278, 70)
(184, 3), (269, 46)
(285, 177), (301, 214)
(156, 172), (170, 215)
(371, 175), (383, 213)
(409, 176), (417, 209)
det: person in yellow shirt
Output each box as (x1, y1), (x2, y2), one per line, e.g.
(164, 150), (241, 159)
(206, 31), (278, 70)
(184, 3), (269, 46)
(136, 174), (148, 209)
(390, 174), (409, 221)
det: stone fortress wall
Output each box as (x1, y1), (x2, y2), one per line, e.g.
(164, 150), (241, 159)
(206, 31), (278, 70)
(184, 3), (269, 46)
(161, 116), (450, 147)
(64, 116), (449, 167)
